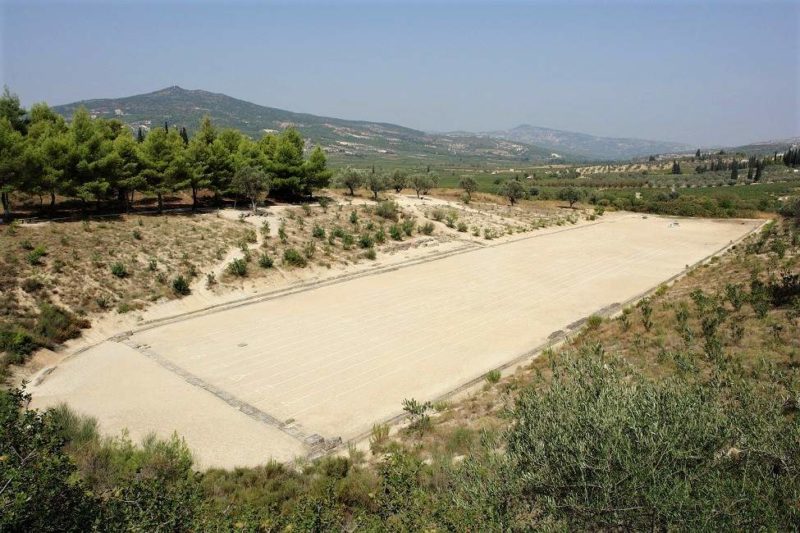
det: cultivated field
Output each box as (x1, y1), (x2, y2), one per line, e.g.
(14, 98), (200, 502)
(28, 213), (760, 468)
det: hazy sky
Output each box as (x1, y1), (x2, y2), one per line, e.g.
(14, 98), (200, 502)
(1, 0), (798, 146)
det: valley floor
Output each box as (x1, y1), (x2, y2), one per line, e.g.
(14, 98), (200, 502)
(26, 210), (760, 468)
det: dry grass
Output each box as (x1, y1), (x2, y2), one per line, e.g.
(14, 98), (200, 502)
(0, 213), (251, 321)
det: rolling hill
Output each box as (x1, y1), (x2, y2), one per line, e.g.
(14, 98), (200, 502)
(477, 124), (693, 160)
(52, 86), (559, 165)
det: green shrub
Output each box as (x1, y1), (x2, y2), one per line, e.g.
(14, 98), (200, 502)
(358, 234), (374, 249)
(21, 277), (43, 293)
(485, 369), (501, 384)
(374, 227), (386, 244)
(227, 258), (247, 277)
(349, 210), (359, 225)
(420, 222), (435, 235)
(283, 248), (307, 267)
(457, 222), (468, 232)
(401, 219), (415, 236)
(0, 328), (36, 356)
(132, 229), (143, 240)
(430, 207), (446, 221)
(34, 304), (88, 346)
(389, 224), (403, 241)
(402, 398), (433, 435)
(303, 241), (316, 259)
(364, 249), (377, 260)
(341, 233), (355, 249)
(258, 253), (274, 269)
(110, 262), (127, 278)
(375, 200), (399, 221)
(312, 224), (326, 239)
(369, 423), (390, 454)
(27, 246), (47, 265)
(172, 275), (190, 295)
(586, 314), (603, 330)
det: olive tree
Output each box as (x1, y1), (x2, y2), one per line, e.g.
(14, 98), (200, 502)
(336, 166), (365, 196)
(410, 174), (434, 199)
(389, 169), (407, 193)
(498, 179), (524, 205)
(365, 172), (387, 200)
(231, 165), (270, 213)
(459, 176), (478, 201)
(558, 186), (583, 208)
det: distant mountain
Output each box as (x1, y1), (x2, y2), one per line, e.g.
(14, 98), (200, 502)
(478, 124), (693, 161)
(52, 86), (558, 165)
(723, 137), (800, 157)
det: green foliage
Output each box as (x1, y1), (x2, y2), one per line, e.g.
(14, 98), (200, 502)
(410, 174), (436, 198)
(485, 369), (501, 384)
(586, 314), (603, 330)
(336, 166), (365, 196)
(227, 258), (247, 277)
(375, 200), (399, 221)
(401, 218), (415, 236)
(258, 253), (274, 269)
(312, 224), (326, 239)
(389, 169), (407, 193)
(110, 262), (127, 278)
(172, 275), (190, 295)
(402, 398), (433, 435)
(557, 186), (583, 207)
(499, 179), (525, 205)
(459, 176), (478, 199)
(283, 248), (307, 267)
(506, 350), (800, 529)
(420, 221), (435, 235)
(0, 389), (100, 531)
(27, 246), (47, 265)
(358, 233), (374, 249)
(365, 172), (387, 200)
(389, 224), (403, 241)
(639, 297), (653, 331)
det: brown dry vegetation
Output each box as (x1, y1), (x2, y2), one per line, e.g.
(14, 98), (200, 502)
(0, 213), (252, 375)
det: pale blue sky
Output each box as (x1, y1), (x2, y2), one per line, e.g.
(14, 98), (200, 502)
(1, 0), (798, 146)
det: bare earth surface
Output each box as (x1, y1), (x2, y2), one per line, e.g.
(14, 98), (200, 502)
(29, 213), (760, 468)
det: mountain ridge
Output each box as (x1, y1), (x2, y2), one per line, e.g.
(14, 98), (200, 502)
(51, 86), (561, 164)
(53, 86), (789, 163)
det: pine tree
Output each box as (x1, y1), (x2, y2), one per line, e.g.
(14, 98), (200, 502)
(136, 127), (144, 143)
(164, 121), (169, 133)
(754, 159), (763, 182)
(180, 127), (189, 145)
(730, 159), (739, 181)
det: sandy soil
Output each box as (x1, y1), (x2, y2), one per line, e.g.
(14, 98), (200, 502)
(27, 212), (760, 469)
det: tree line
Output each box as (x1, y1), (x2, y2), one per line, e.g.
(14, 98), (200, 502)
(0, 87), (331, 218)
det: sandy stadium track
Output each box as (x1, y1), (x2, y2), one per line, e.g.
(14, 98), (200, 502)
(29, 214), (761, 468)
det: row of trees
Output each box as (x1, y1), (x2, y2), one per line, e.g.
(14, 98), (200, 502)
(335, 167), (439, 199)
(0, 87), (331, 217)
